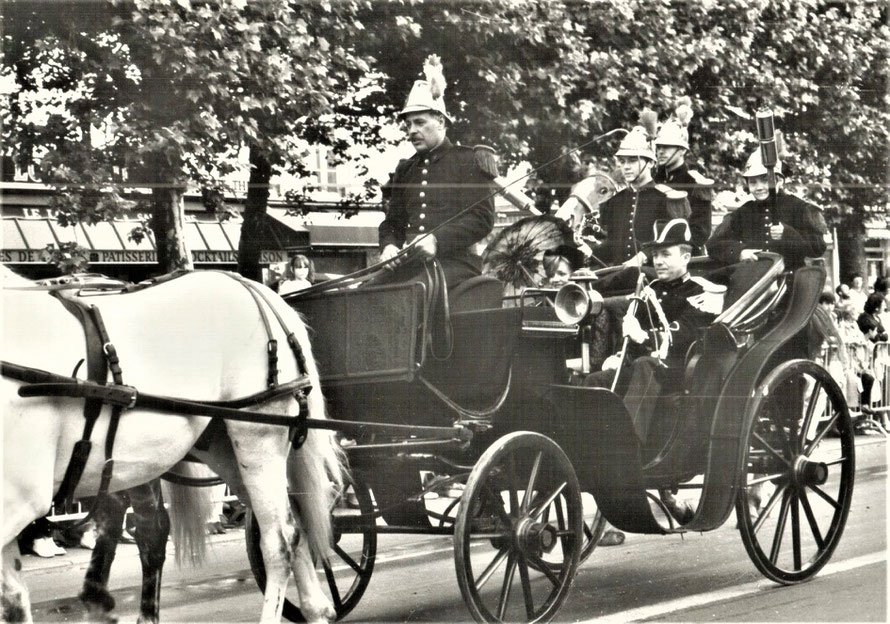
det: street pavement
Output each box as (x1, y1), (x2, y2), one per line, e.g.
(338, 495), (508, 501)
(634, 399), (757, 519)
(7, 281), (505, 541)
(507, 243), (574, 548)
(21, 435), (887, 623)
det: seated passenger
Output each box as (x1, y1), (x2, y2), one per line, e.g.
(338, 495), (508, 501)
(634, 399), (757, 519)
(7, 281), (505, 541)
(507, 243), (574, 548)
(584, 218), (725, 442)
(542, 245), (586, 288)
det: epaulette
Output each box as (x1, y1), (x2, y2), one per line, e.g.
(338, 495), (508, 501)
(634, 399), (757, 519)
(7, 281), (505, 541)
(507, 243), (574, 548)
(689, 275), (728, 294)
(686, 277), (726, 314)
(472, 144), (499, 179)
(654, 184), (688, 201)
(688, 170), (715, 186)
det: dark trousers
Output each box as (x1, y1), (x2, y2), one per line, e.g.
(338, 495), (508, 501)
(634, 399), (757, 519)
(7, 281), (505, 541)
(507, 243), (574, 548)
(584, 356), (679, 441)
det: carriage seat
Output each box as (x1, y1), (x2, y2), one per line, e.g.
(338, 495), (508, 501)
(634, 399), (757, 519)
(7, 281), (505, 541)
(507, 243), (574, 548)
(448, 275), (504, 313)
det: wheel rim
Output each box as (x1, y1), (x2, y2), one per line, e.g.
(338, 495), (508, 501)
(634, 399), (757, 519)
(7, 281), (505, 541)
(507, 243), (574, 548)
(737, 361), (855, 584)
(454, 432), (582, 623)
(245, 479), (377, 622)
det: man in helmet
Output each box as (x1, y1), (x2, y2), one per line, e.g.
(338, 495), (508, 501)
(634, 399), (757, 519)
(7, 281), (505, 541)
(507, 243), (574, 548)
(597, 126), (692, 271)
(706, 147), (827, 270)
(653, 98), (713, 255)
(377, 56), (495, 288)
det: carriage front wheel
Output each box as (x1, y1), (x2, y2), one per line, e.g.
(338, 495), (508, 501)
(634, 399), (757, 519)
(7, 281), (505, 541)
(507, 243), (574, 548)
(736, 359), (855, 584)
(245, 478), (377, 622)
(454, 432), (582, 623)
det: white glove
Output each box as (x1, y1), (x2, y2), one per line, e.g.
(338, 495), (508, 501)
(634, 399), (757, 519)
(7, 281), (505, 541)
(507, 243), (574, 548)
(622, 315), (649, 344)
(601, 354), (623, 371)
(410, 234), (437, 260)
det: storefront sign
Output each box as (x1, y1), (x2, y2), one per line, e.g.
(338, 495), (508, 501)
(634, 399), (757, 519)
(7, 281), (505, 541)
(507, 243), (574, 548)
(1, 248), (286, 265)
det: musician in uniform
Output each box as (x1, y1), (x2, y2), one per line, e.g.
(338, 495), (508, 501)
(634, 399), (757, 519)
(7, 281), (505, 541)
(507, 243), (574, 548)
(652, 98), (714, 255)
(584, 219), (725, 442)
(706, 146), (828, 271)
(378, 55), (495, 288)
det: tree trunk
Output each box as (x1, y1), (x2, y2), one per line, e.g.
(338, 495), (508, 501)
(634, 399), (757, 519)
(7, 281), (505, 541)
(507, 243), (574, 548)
(149, 174), (193, 273)
(836, 213), (867, 284)
(237, 147), (272, 283)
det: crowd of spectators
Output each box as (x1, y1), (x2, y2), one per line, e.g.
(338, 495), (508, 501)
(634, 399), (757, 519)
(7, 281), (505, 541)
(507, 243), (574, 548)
(813, 274), (890, 435)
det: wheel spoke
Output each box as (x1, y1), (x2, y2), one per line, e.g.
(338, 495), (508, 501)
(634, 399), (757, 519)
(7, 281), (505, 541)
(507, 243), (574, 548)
(476, 547), (511, 591)
(333, 543), (362, 574)
(529, 554), (562, 586)
(805, 409), (838, 454)
(809, 483), (841, 510)
(529, 482), (568, 521)
(521, 451), (543, 513)
(798, 488), (825, 549)
(495, 551), (518, 620)
(555, 495), (571, 556)
(508, 455), (520, 516)
(752, 431), (794, 469)
(769, 490), (792, 564)
(822, 455), (849, 468)
(748, 472), (783, 487)
(753, 482), (788, 535)
(800, 380), (823, 451)
(791, 492), (802, 570)
(517, 550), (536, 620)
(322, 559), (343, 611)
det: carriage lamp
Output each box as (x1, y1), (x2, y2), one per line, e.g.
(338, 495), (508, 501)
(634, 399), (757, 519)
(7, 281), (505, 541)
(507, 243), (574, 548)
(554, 282), (604, 325)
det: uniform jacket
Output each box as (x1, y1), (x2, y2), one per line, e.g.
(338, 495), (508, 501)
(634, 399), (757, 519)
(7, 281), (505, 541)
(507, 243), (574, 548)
(705, 192), (828, 270)
(630, 275), (723, 365)
(598, 182), (689, 266)
(653, 163), (713, 255)
(379, 138), (495, 269)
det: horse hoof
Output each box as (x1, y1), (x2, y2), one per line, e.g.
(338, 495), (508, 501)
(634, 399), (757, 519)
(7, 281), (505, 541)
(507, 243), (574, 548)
(84, 603), (118, 624)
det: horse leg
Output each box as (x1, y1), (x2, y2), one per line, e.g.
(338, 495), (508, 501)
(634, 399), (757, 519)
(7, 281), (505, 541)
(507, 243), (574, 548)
(222, 418), (333, 624)
(1, 541), (32, 623)
(79, 493), (127, 622)
(128, 480), (169, 624)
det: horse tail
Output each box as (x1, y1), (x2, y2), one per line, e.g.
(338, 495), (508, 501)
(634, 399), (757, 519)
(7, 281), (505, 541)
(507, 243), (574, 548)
(288, 356), (347, 561)
(162, 462), (215, 567)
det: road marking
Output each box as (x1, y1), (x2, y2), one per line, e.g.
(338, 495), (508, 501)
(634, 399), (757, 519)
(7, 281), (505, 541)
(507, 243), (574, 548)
(578, 551), (887, 623)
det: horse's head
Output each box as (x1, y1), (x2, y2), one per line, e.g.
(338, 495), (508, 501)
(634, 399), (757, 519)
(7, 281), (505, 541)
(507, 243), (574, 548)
(553, 169), (621, 250)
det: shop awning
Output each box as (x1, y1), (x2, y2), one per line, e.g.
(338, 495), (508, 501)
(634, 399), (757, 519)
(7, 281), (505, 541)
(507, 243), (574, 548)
(267, 208), (383, 247)
(1, 211), (294, 265)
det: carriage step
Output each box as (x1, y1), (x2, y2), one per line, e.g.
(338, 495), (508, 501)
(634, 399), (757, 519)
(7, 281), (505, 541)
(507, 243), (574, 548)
(522, 320), (578, 334)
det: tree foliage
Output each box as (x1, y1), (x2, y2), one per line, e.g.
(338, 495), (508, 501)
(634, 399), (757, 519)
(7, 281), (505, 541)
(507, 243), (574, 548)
(3, 0), (886, 277)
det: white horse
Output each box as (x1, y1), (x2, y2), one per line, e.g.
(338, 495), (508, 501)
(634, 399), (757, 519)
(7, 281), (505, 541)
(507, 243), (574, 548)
(1, 267), (344, 623)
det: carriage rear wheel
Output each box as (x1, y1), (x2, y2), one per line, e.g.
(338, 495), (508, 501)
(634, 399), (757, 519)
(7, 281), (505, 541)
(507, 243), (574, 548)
(736, 359), (854, 584)
(245, 478), (377, 622)
(454, 432), (582, 623)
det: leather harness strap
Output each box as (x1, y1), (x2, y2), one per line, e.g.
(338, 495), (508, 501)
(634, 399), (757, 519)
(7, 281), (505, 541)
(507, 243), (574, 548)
(50, 291), (126, 519)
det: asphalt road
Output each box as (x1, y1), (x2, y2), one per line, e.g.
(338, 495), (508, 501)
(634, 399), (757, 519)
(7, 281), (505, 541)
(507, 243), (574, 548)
(23, 436), (886, 623)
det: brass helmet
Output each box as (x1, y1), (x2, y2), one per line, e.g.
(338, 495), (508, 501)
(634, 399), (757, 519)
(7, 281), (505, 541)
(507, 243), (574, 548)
(742, 148), (783, 178)
(614, 126), (655, 161)
(398, 55), (452, 123)
(654, 97), (693, 150)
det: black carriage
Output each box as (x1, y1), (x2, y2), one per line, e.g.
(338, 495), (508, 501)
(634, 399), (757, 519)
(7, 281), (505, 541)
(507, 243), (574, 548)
(244, 252), (855, 623)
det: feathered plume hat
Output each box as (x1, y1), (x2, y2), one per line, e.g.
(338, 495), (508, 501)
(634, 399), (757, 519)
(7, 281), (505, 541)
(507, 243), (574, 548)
(654, 97), (693, 150)
(613, 107), (658, 160)
(398, 55), (451, 123)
